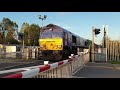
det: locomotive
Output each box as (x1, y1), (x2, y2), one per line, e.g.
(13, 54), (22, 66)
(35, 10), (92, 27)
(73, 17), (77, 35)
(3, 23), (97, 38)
(39, 24), (88, 61)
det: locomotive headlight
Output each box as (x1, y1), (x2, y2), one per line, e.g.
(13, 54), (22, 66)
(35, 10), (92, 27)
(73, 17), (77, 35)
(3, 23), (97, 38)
(57, 45), (62, 48)
(40, 46), (43, 47)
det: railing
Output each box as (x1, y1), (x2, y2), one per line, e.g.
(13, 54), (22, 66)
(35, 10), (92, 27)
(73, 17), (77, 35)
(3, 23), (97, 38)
(3, 52), (89, 78)
(0, 47), (39, 60)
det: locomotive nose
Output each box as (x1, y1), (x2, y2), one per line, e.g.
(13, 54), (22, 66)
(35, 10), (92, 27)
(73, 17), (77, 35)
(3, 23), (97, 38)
(50, 43), (53, 46)
(39, 38), (63, 50)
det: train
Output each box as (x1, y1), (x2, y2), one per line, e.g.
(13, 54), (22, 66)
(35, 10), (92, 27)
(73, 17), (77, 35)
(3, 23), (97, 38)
(38, 24), (89, 61)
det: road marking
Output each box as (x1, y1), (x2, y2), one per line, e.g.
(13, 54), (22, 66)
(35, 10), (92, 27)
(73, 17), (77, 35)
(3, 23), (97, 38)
(71, 76), (86, 78)
(84, 65), (113, 69)
(72, 64), (85, 76)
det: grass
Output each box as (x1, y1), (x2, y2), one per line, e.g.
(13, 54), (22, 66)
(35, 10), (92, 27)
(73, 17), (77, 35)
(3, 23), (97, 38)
(109, 60), (120, 64)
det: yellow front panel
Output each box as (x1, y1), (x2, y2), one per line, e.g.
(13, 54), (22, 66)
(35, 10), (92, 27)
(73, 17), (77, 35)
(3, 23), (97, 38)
(39, 38), (63, 50)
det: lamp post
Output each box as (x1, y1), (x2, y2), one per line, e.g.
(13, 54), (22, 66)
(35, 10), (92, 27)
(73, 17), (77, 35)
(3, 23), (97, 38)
(38, 15), (47, 56)
(38, 15), (47, 28)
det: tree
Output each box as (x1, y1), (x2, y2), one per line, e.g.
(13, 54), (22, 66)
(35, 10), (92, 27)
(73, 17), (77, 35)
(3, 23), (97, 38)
(20, 23), (29, 45)
(0, 17), (19, 44)
(20, 23), (41, 46)
(28, 24), (40, 46)
(87, 39), (92, 47)
(20, 22), (29, 33)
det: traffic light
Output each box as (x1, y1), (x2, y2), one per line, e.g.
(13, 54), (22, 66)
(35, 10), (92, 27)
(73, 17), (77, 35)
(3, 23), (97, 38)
(94, 29), (100, 35)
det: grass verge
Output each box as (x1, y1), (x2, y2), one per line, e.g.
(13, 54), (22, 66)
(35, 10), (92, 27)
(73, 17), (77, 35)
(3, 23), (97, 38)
(109, 60), (120, 64)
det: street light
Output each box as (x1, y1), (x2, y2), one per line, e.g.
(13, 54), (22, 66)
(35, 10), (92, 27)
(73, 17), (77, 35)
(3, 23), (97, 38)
(38, 15), (47, 43)
(38, 15), (47, 56)
(38, 15), (47, 28)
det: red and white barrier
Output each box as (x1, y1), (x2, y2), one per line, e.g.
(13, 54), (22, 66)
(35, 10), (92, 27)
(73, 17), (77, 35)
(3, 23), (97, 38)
(3, 59), (72, 78)
(3, 53), (89, 78)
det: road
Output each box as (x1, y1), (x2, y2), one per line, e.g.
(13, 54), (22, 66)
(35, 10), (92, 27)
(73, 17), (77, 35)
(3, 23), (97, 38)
(72, 62), (120, 78)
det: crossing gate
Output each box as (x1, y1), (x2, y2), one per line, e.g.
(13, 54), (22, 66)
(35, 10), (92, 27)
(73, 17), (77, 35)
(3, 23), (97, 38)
(94, 48), (107, 62)
(3, 52), (89, 78)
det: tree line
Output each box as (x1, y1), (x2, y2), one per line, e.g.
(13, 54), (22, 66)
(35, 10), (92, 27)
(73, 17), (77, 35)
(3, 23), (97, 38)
(20, 22), (41, 46)
(0, 17), (41, 46)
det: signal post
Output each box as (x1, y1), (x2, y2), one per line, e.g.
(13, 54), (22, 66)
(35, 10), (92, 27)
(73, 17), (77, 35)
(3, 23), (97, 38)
(92, 26), (100, 62)
(92, 26), (95, 62)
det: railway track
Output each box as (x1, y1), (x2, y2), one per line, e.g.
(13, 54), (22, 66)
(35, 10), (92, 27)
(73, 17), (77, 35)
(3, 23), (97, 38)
(0, 59), (44, 70)
(0, 59), (45, 77)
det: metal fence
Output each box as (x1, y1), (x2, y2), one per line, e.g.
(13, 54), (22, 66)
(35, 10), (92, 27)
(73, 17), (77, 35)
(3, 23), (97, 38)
(0, 47), (39, 60)
(94, 48), (107, 62)
(3, 52), (89, 78)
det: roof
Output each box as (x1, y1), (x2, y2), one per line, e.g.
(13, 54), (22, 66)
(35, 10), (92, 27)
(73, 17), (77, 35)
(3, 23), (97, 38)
(42, 24), (87, 40)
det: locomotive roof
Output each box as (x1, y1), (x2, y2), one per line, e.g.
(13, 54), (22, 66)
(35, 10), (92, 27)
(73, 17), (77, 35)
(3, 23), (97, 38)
(42, 24), (87, 40)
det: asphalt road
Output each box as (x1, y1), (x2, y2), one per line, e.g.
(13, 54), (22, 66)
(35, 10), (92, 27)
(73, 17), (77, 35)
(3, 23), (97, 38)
(72, 62), (120, 78)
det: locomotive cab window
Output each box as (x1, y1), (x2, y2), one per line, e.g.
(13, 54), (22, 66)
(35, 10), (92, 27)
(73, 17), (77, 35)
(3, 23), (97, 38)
(72, 35), (76, 43)
(64, 32), (67, 39)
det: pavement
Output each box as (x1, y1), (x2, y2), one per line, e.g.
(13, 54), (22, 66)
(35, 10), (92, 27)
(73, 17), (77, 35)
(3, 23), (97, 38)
(72, 62), (120, 78)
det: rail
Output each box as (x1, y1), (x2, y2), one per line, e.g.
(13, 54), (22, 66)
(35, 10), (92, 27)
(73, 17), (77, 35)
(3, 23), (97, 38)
(0, 65), (44, 74)
(3, 52), (89, 78)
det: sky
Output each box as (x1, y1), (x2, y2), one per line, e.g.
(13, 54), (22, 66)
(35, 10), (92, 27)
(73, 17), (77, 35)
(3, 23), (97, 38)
(0, 12), (120, 44)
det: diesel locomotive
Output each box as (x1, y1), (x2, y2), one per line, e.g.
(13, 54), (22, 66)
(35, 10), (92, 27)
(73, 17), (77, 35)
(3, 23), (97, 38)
(39, 24), (88, 61)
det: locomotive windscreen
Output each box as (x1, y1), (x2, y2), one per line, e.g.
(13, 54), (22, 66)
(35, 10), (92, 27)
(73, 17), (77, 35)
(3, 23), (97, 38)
(40, 29), (62, 39)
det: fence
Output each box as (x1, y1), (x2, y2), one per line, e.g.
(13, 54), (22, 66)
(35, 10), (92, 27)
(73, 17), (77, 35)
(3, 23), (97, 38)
(3, 52), (89, 78)
(0, 47), (39, 60)
(94, 48), (107, 62)
(107, 39), (120, 61)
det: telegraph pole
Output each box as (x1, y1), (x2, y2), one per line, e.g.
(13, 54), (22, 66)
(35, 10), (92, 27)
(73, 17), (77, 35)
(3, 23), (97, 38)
(104, 27), (106, 48)
(102, 25), (108, 48)
(92, 26), (95, 62)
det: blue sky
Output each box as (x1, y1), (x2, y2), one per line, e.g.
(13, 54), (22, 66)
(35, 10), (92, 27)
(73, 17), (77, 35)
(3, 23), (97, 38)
(0, 12), (120, 44)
